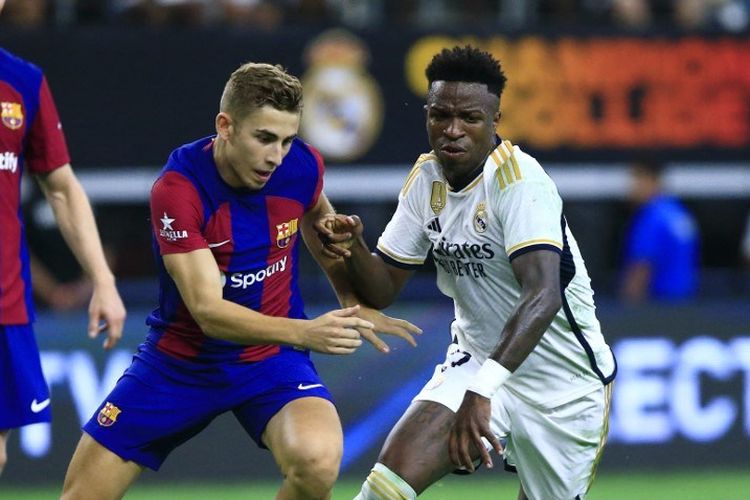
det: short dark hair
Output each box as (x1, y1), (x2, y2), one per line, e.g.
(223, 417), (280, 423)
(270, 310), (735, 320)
(425, 46), (507, 98)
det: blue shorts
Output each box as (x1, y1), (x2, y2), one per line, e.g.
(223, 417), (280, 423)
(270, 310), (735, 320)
(83, 343), (333, 470)
(0, 324), (51, 429)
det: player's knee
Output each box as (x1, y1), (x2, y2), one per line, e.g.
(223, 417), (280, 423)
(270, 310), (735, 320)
(284, 444), (341, 497)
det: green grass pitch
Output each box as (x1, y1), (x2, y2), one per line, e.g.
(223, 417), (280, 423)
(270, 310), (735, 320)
(3, 469), (748, 499)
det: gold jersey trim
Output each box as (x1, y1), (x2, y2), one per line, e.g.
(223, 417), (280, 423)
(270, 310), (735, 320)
(401, 152), (436, 196)
(506, 238), (563, 256)
(492, 140), (522, 190)
(376, 243), (425, 265)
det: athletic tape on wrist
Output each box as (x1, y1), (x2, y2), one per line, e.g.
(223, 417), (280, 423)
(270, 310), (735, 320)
(467, 359), (512, 399)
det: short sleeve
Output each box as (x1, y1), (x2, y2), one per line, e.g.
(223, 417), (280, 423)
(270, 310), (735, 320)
(494, 179), (563, 261)
(26, 77), (70, 174)
(150, 171), (208, 254)
(376, 182), (431, 269)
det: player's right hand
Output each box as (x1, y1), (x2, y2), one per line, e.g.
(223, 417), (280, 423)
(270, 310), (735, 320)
(302, 305), (373, 355)
(314, 214), (364, 259)
(355, 305), (422, 353)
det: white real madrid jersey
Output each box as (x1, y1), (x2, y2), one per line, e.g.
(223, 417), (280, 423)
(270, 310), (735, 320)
(377, 140), (616, 409)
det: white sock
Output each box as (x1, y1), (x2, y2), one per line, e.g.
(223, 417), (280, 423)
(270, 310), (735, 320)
(354, 462), (417, 500)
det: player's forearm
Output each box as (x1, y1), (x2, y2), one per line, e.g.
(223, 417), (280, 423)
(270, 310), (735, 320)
(345, 236), (399, 309)
(41, 170), (115, 286)
(191, 297), (305, 346)
(319, 257), (360, 307)
(301, 217), (359, 307)
(490, 287), (561, 371)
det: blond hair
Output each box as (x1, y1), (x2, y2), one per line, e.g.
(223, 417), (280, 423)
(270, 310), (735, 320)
(219, 62), (302, 122)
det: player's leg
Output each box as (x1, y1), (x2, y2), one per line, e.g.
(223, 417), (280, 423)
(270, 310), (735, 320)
(0, 429), (8, 475)
(60, 432), (143, 499)
(0, 324), (51, 476)
(262, 397), (343, 500)
(516, 486), (529, 500)
(356, 343), (492, 499)
(356, 400), (459, 499)
(505, 384), (612, 499)
(62, 348), (221, 498)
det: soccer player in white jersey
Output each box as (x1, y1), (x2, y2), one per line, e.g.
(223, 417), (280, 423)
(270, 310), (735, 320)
(316, 46), (617, 499)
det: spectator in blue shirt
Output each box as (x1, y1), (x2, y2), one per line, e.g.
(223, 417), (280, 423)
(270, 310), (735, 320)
(620, 159), (699, 303)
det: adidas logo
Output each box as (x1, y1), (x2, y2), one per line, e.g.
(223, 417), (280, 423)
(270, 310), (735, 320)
(427, 217), (442, 232)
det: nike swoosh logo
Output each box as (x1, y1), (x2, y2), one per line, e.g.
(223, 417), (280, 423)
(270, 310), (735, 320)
(31, 398), (51, 413)
(297, 383), (324, 390)
(208, 239), (231, 248)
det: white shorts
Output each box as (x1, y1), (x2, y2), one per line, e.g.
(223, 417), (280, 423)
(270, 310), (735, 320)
(413, 343), (613, 500)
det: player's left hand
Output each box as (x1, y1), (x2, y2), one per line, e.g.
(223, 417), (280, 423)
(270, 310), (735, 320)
(314, 213), (361, 259)
(449, 391), (503, 472)
(354, 305), (422, 353)
(87, 281), (127, 350)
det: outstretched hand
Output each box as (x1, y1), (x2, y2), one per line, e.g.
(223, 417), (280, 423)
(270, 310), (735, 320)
(314, 213), (363, 259)
(302, 305), (374, 355)
(354, 305), (422, 353)
(448, 391), (503, 473)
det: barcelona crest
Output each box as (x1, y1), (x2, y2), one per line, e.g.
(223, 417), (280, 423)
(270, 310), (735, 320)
(1, 102), (23, 130)
(97, 401), (121, 427)
(276, 218), (299, 248)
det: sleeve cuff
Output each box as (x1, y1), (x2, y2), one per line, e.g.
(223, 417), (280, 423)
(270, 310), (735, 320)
(375, 247), (424, 270)
(508, 243), (562, 261)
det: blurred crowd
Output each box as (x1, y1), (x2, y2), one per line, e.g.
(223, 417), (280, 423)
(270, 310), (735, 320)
(1, 0), (748, 32)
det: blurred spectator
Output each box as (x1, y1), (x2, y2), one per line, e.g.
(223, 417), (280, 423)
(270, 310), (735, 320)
(29, 254), (92, 311)
(111, 0), (213, 26)
(0, 0), (48, 28)
(620, 159), (699, 303)
(218, 0), (284, 29)
(611, 0), (653, 29)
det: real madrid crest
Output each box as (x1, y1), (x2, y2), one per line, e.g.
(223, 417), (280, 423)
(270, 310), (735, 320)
(299, 29), (384, 162)
(430, 181), (446, 215)
(473, 202), (488, 233)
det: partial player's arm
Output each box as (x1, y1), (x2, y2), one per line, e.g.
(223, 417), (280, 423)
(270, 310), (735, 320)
(316, 214), (414, 310)
(449, 249), (562, 472)
(302, 195), (421, 352)
(163, 248), (371, 354)
(35, 165), (126, 349)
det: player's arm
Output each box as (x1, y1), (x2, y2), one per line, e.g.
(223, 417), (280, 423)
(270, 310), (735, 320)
(34, 165), (126, 349)
(621, 261), (651, 303)
(162, 248), (371, 354)
(316, 213), (414, 310)
(449, 249), (562, 471)
(301, 193), (361, 308)
(302, 195), (421, 351)
(490, 249), (562, 370)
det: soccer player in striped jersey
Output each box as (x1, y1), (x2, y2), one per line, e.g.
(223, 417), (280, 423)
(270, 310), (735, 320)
(318, 46), (616, 499)
(0, 0), (126, 477)
(60, 62), (420, 500)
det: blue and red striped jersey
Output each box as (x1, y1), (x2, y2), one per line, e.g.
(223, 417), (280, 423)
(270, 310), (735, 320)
(146, 135), (325, 363)
(0, 48), (70, 325)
